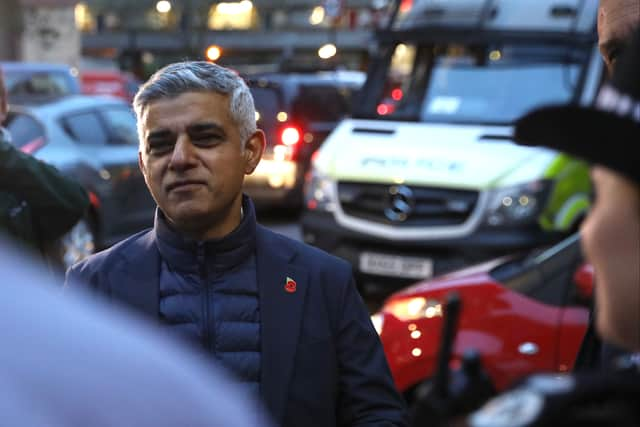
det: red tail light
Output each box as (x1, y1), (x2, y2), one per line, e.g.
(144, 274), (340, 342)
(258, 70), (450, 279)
(377, 103), (395, 115)
(281, 126), (301, 146)
(273, 125), (302, 162)
(20, 137), (47, 154)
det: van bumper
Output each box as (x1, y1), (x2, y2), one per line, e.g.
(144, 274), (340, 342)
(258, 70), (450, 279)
(301, 210), (566, 294)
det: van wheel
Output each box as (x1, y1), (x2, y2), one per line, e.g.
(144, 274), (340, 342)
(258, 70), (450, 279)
(59, 218), (97, 269)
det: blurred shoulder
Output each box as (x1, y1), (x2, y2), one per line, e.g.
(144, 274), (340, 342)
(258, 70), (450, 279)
(66, 228), (153, 281)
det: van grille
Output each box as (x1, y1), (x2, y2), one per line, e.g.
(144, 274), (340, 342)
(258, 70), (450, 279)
(338, 182), (479, 227)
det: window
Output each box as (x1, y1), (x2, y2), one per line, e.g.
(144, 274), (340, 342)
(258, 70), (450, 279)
(63, 112), (108, 144)
(4, 71), (77, 98)
(251, 85), (283, 146)
(207, 1), (257, 30)
(292, 85), (354, 123)
(4, 113), (46, 149)
(365, 42), (589, 124)
(100, 107), (139, 145)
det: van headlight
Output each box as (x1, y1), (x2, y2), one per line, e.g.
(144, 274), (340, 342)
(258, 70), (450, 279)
(484, 180), (552, 227)
(304, 169), (337, 212)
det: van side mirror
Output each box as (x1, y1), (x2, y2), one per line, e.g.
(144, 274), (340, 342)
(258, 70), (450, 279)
(573, 263), (594, 301)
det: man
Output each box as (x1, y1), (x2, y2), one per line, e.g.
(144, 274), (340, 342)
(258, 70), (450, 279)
(597, 0), (640, 73)
(66, 61), (408, 427)
(0, 236), (269, 427)
(0, 67), (89, 268)
(572, 0), (640, 368)
(466, 27), (640, 427)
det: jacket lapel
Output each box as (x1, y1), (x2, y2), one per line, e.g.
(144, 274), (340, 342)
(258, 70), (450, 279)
(257, 226), (308, 424)
(108, 230), (161, 320)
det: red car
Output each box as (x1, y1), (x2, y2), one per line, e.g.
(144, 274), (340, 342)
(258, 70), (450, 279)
(80, 70), (141, 103)
(372, 234), (592, 402)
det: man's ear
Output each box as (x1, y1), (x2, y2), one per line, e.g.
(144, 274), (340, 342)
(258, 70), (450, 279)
(243, 130), (266, 175)
(138, 151), (147, 175)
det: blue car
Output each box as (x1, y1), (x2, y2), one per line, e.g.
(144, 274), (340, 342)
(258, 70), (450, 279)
(5, 95), (156, 268)
(0, 61), (81, 101)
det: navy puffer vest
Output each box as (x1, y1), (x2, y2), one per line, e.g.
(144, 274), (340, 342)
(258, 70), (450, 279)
(154, 196), (261, 396)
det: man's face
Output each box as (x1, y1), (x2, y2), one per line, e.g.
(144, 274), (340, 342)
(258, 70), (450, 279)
(138, 91), (264, 240)
(598, 0), (640, 73)
(580, 166), (640, 351)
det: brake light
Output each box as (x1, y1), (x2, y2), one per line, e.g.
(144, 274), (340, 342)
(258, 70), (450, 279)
(88, 191), (101, 209)
(391, 88), (403, 101)
(281, 126), (301, 146)
(377, 103), (395, 115)
(20, 137), (46, 154)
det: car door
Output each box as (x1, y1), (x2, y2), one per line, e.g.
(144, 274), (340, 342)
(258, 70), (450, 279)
(61, 106), (154, 244)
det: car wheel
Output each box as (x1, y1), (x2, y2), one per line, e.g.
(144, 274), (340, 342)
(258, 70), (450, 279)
(59, 218), (96, 269)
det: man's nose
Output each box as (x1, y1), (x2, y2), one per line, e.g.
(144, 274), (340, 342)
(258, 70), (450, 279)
(168, 134), (197, 170)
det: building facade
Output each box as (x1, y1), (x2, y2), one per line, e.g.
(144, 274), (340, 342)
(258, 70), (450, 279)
(78, 0), (386, 76)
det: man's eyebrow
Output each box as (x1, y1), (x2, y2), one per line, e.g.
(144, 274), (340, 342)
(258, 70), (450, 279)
(147, 129), (174, 142)
(186, 123), (225, 134)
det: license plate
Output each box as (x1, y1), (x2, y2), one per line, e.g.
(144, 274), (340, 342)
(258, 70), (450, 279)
(359, 252), (433, 279)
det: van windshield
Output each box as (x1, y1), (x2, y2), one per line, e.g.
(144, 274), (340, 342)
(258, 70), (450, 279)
(366, 43), (589, 124)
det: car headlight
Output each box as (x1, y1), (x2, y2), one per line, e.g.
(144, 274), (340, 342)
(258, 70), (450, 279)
(304, 168), (337, 212)
(484, 180), (552, 227)
(370, 313), (384, 335)
(384, 297), (443, 321)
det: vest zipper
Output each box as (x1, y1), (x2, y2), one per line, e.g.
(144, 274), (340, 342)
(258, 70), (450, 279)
(197, 243), (213, 351)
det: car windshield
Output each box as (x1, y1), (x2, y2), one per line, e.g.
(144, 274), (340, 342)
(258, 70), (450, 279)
(251, 85), (282, 146)
(4, 70), (77, 98)
(364, 42), (588, 124)
(487, 233), (583, 306)
(4, 112), (46, 149)
(292, 84), (356, 123)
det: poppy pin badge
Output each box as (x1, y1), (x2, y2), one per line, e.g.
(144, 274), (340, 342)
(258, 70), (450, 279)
(285, 277), (297, 293)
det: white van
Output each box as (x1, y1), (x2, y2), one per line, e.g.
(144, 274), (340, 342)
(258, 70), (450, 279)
(301, 0), (602, 294)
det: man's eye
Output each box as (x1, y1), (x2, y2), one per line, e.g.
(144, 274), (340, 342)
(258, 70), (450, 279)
(148, 141), (174, 153)
(191, 133), (221, 145)
(607, 44), (625, 66)
(609, 50), (620, 64)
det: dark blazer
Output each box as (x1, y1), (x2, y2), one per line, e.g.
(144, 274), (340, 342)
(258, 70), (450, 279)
(66, 224), (408, 427)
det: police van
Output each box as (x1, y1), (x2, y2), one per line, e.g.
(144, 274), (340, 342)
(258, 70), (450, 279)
(301, 0), (602, 293)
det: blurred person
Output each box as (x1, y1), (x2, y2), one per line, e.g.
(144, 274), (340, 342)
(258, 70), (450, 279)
(598, 0), (640, 73)
(66, 61), (408, 427)
(465, 26), (640, 427)
(0, 235), (270, 427)
(572, 0), (640, 368)
(0, 67), (89, 270)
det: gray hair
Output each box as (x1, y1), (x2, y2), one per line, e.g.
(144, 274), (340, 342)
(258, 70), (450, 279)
(133, 61), (256, 147)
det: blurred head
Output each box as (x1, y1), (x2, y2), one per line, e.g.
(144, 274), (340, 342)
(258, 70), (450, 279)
(580, 166), (640, 350)
(514, 28), (640, 351)
(134, 61), (264, 240)
(598, 0), (640, 73)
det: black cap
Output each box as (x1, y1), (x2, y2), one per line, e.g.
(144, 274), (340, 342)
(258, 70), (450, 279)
(514, 28), (640, 185)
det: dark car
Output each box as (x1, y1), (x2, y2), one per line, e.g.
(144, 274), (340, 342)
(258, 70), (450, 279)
(372, 233), (591, 407)
(243, 71), (365, 209)
(5, 95), (156, 268)
(0, 61), (81, 101)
